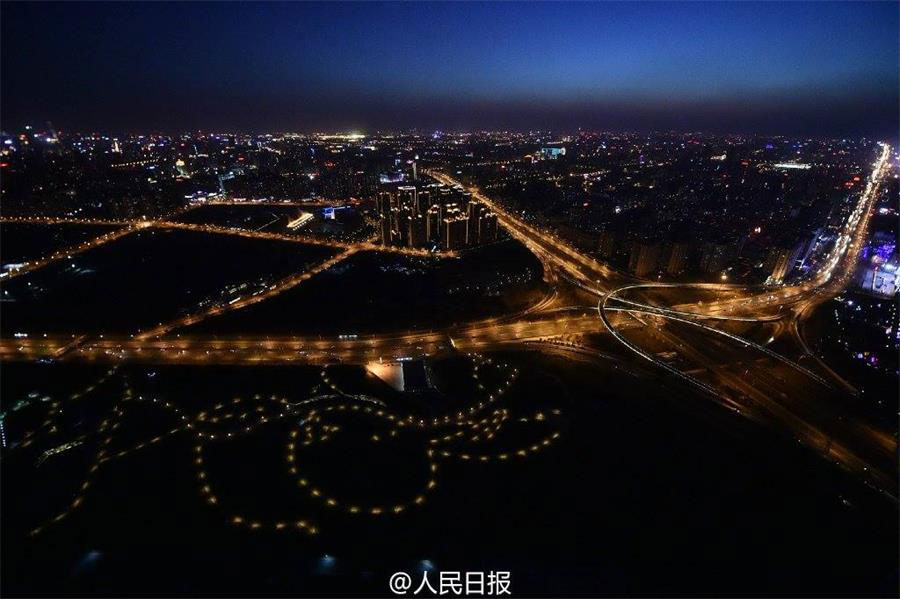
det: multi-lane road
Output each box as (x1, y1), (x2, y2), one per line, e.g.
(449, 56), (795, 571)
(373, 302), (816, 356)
(0, 212), (451, 280)
(1, 144), (895, 494)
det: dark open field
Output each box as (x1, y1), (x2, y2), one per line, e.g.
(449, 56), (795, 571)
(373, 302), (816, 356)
(182, 239), (549, 337)
(1, 223), (123, 268)
(0, 229), (337, 336)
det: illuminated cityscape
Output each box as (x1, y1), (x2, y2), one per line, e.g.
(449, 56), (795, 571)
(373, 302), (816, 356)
(1, 2), (898, 597)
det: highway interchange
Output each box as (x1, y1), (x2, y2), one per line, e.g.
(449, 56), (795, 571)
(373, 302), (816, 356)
(1, 143), (895, 497)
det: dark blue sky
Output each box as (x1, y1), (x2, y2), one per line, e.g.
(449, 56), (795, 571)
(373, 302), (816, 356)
(2, 2), (897, 136)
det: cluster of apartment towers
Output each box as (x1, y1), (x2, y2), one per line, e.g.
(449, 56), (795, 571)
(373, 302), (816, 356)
(376, 184), (499, 250)
(606, 231), (805, 283)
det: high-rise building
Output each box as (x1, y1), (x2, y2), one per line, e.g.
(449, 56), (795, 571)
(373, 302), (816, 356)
(377, 191), (393, 245)
(395, 209), (412, 246)
(408, 215), (426, 248)
(664, 242), (689, 275)
(765, 241), (804, 284)
(443, 214), (468, 250)
(437, 186), (453, 209)
(376, 191), (392, 217)
(700, 242), (729, 274)
(417, 189), (432, 215)
(598, 230), (617, 258)
(426, 205), (442, 243)
(466, 200), (486, 245)
(397, 186), (418, 215)
(377, 186), (494, 251)
(422, 184), (442, 209)
(379, 218), (392, 246)
(629, 241), (660, 277)
(442, 202), (460, 224)
(478, 212), (499, 244)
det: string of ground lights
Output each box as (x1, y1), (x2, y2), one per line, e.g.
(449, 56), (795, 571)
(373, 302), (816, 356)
(7, 353), (564, 538)
(10, 366), (120, 450)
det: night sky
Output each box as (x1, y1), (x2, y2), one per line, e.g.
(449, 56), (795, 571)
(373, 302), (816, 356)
(2, 1), (897, 136)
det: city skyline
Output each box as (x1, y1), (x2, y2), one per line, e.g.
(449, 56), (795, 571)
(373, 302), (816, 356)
(1, 3), (897, 597)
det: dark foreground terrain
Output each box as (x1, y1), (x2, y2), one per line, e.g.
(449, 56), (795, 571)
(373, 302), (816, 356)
(2, 351), (896, 597)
